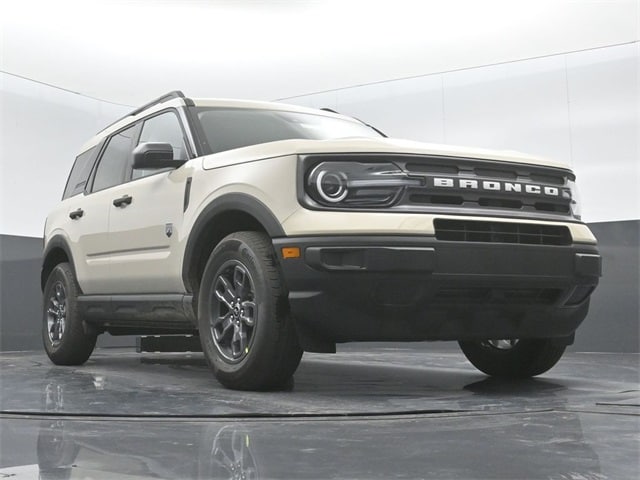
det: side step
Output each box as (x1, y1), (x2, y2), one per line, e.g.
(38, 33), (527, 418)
(136, 335), (202, 353)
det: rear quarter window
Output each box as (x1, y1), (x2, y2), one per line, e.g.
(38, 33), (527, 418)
(62, 146), (98, 199)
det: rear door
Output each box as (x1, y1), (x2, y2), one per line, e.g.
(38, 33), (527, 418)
(77, 124), (138, 293)
(52, 145), (112, 294)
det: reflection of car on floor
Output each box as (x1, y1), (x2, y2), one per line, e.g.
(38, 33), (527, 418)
(37, 419), (259, 480)
(37, 369), (258, 480)
(42, 90), (601, 390)
(36, 374), (603, 480)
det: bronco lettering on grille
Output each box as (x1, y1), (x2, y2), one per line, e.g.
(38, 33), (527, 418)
(431, 177), (569, 198)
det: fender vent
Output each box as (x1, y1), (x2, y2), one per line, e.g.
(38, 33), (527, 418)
(434, 219), (571, 246)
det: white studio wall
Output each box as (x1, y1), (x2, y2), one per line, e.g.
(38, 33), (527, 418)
(0, 73), (130, 238)
(282, 43), (639, 224)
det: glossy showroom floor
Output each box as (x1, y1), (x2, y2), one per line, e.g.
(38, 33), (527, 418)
(0, 344), (638, 479)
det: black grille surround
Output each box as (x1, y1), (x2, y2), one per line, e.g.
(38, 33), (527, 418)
(299, 153), (579, 222)
(434, 219), (572, 246)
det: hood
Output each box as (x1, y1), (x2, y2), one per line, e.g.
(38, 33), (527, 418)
(202, 137), (571, 171)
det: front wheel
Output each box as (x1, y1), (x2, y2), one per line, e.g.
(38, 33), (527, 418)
(198, 232), (302, 391)
(458, 338), (567, 378)
(42, 263), (97, 365)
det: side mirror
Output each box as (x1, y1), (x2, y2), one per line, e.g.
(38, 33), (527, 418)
(132, 142), (186, 169)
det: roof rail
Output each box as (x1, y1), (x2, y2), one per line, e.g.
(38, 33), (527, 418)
(129, 90), (185, 116)
(97, 90), (187, 134)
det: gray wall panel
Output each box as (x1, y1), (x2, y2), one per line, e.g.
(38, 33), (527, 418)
(0, 235), (42, 351)
(574, 220), (639, 353)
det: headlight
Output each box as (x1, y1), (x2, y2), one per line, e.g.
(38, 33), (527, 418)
(315, 170), (349, 203)
(567, 179), (582, 220)
(306, 161), (422, 207)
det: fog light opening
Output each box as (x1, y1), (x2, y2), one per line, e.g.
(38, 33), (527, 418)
(564, 285), (595, 306)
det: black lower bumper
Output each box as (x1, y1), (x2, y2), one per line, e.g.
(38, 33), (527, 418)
(272, 236), (601, 352)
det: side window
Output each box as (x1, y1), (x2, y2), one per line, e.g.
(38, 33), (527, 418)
(133, 112), (187, 180)
(62, 146), (97, 199)
(92, 125), (136, 192)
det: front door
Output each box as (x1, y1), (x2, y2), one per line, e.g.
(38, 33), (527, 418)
(106, 110), (193, 294)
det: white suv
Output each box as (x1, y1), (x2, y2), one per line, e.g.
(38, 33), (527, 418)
(42, 91), (601, 390)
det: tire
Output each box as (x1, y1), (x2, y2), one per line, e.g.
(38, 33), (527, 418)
(458, 338), (567, 378)
(197, 231), (302, 391)
(42, 263), (96, 365)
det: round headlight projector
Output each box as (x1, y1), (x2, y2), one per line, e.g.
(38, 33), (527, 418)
(316, 170), (348, 203)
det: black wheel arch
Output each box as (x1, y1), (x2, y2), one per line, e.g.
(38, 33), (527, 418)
(41, 236), (79, 293)
(182, 193), (285, 299)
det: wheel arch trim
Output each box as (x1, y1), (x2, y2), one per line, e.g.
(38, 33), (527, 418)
(182, 192), (285, 293)
(42, 235), (78, 292)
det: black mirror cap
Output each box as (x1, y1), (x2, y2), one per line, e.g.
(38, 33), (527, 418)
(132, 142), (186, 169)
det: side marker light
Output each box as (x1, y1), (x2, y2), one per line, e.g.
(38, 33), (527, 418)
(282, 247), (301, 259)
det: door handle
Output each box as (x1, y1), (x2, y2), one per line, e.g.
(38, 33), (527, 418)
(113, 195), (133, 207)
(69, 208), (84, 220)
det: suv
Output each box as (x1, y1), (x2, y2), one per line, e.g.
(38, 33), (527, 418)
(42, 91), (601, 390)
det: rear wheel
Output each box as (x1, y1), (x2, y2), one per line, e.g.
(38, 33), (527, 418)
(458, 338), (567, 378)
(42, 263), (96, 365)
(198, 232), (302, 391)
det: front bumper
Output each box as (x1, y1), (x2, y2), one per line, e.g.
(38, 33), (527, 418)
(272, 236), (601, 351)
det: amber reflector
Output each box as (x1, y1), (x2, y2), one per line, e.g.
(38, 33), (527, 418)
(282, 247), (301, 259)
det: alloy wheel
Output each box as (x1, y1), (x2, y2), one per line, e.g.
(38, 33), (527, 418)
(210, 261), (257, 363)
(46, 281), (67, 345)
(482, 339), (520, 350)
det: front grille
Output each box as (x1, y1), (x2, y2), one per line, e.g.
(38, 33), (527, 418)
(434, 219), (571, 246)
(401, 156), (575, 218)
(433, 287), (563, 305)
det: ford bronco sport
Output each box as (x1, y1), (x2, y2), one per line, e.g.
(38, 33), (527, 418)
(42, 91), (601, 390)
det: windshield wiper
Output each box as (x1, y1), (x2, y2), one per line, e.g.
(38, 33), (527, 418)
(320, 108), (387, 138)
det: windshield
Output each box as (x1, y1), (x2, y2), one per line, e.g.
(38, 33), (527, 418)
(193, 107), (382, 155)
